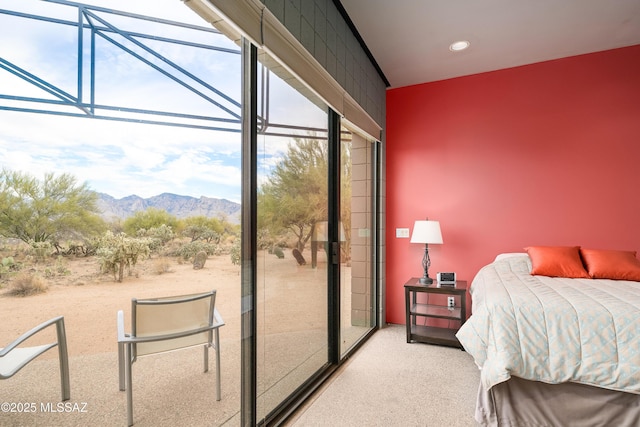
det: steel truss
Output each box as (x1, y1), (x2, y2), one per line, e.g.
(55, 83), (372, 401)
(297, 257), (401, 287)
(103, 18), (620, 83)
(0, 0), (241, 132)
(0, 0), (331, 140)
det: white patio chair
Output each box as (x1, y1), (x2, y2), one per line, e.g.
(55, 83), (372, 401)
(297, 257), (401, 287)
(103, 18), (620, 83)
(117, 290), (224, 426)
(0, 316), (70, 401)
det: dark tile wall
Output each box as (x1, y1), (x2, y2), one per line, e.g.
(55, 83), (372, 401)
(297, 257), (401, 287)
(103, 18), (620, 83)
(262, 0), (386, 131)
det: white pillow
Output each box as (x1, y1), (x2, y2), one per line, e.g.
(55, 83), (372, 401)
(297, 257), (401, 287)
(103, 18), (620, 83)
(494, 252), (528, 262)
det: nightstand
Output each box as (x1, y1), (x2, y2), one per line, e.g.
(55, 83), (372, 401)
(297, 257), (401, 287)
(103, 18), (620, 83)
(404, 277), (467, 348)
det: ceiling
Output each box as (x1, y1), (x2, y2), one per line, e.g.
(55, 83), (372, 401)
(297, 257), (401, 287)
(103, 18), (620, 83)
(339, 0), (640, 88)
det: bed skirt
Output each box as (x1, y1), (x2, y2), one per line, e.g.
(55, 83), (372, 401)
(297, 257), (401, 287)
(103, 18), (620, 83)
(476, 376), (640, 427)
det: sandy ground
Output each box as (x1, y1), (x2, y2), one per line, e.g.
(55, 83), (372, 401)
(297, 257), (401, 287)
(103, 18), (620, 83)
(0, 250), (364, 426)
(0, 254), (243, 357)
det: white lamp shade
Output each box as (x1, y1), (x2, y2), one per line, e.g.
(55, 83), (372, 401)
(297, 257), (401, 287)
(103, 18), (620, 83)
(410, 220), (443, 244)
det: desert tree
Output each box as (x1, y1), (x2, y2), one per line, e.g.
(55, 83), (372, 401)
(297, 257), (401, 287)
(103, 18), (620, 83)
(258, 137), (328, 252)
(0, 168), (105, 246)
(339, 138), (352, 261)
(258, 135), (354, 259)
(123, 207), (178, 236)
(181, 215), (224, 243)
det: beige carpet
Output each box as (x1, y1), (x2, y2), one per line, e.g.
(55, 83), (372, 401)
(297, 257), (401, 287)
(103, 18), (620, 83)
(285, 324), (481, 427)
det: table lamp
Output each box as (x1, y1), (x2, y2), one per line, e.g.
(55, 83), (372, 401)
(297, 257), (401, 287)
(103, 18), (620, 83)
(410, 220), (443, 284)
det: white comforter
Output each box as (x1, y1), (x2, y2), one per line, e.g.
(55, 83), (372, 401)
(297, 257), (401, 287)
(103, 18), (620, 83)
(456, 254), (640, 394)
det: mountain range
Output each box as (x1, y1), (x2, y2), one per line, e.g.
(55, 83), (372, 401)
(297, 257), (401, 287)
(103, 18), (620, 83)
(96, 192), (241, 223)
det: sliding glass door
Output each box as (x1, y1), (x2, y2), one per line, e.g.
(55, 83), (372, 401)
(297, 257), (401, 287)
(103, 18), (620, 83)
(255, 52), (330, 420)
(0, 1), (381, 425)
(340, 126), (377, 356)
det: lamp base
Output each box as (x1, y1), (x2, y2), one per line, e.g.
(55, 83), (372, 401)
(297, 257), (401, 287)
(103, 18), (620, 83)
(419, 276), (433, 285)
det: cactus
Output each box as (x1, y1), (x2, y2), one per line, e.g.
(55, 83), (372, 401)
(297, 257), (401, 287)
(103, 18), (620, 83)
(193, 250), (208, 270)
(273, 247), (285, 259)
(0, 257), (16, 278)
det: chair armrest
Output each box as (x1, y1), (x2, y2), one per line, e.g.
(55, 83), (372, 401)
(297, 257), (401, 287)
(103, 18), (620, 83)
(116, 307), (225, 345)
(213, 308), (225, 328)
(120, 325), (221, 344)
(0, 316), (64, 357)
(117, 310), (127, 343)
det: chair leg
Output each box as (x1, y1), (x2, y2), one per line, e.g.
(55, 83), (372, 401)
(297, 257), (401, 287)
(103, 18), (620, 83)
(118, 342), (125, 391)
(215, 328), (221, 401)
(56, 319), (71, 401)
(203, 343), (209, 373)
(125, 343), (134, 427)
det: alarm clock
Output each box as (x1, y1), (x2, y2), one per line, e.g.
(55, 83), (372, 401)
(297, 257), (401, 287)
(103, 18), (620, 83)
(437, 272), (456, 286)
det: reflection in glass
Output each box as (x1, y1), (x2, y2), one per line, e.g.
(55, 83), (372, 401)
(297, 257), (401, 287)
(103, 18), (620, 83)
(256, 53), (329, 420)
(340, 126), (376, 355)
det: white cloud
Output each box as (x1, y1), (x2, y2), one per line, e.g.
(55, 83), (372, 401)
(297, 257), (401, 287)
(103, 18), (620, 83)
(0, 108), (242, 199)
(1, 0), (243, 202)
(1, 0), (325, 206)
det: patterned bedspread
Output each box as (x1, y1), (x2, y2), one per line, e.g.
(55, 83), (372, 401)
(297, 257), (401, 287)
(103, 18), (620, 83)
(456, 254), (640, 394)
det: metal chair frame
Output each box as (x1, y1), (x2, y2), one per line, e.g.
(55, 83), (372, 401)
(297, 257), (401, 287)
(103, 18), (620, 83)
(0, 316), (70, 401)
(117, 290), (224, 426)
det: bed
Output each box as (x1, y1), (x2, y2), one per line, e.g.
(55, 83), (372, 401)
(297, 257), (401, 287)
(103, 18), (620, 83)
(456, 248), (640, 426)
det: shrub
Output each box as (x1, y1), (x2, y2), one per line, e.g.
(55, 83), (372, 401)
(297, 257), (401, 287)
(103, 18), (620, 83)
(2, 256), (15, 267)
(273, 247), (285, 259)
(55, 256), (70, 275)
(173, 241), (219, 261)
(1, 256), (16, 277)
(29, 240), (52, 262)
(42, 257), (70, 278)
(9, 272), (48, 296)
(152, 257), (173, 275)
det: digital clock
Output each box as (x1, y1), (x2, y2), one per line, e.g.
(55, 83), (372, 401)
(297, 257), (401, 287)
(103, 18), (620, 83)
(437, 272), (456, 286)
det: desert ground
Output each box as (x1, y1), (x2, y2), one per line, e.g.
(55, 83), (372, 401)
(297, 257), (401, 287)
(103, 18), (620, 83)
(0, 253), (242, 356)
(0, 249), (358, 426)
(0, 252), (243, 425)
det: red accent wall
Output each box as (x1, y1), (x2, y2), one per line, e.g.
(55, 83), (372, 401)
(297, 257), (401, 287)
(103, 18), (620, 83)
(386, 45), (640, 324)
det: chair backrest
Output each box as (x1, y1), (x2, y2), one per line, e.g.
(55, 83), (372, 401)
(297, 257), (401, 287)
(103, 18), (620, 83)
(132, 290), (216, 357)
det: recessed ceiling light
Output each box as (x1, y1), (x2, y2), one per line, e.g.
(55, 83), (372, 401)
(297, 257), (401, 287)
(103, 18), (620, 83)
(449, 40), (470, 52)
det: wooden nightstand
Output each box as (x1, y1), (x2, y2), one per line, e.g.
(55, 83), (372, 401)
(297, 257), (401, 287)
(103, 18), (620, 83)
(404, 277), (467, 348)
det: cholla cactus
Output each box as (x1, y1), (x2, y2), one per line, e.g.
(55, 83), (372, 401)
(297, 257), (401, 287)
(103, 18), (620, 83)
(29, 240), (52, 262)
(136, 224), (175, 251)
(0, 256), (16, 278)
(94, 231), (151, 282)
(229, 239), (240, 265)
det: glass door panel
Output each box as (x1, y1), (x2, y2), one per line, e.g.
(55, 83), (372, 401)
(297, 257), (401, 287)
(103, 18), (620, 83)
(0, 1), (242, 425)
(340, 126), (376, 355)
(256, 52), (329, 420)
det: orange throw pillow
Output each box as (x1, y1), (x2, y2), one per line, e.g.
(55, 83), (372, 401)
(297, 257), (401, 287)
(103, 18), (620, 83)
(580, 248), (640, 281)
(525, 246), (590, 278)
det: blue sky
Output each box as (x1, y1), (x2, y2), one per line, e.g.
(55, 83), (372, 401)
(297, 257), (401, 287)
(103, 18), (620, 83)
(0, 0), (245, 201)
(0, 0), (329, 203)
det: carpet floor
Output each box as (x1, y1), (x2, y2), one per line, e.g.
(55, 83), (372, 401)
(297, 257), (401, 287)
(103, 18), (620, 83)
(1, 324), (480, 426)
(285, 324), (481, 427)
